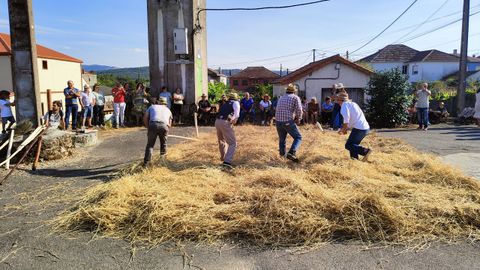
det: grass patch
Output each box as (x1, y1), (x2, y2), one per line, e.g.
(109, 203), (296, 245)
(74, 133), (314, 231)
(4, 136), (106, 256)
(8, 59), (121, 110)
(56, 126), (480, 247)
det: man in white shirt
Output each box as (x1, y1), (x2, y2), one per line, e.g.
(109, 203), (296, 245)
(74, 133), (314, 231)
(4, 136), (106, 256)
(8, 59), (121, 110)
(143, 97), (173, 166)
(215, 93), (240, 169)
(79, 85), (96, 129)
(337, 92), (372, 161)
(415, 82), (431, 131)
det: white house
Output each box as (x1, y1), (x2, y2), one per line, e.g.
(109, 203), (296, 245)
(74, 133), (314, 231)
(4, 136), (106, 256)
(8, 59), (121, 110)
(208, 68), (228, 85)
(0, 33), (83, 115)
(273, 55), (373, 106)
(359, 45), (480, 83)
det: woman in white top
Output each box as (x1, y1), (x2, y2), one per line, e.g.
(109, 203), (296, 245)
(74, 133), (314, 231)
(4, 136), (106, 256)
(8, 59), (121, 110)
(474, 88), (480, 126)
(172, 88), (184, 124)
(259, 94), (273, 126)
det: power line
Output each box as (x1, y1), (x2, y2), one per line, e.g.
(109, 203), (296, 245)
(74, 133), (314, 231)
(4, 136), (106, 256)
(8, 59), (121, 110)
(350, 0), (419, 54)
(209, 50), (311, 67)
(393, 0), (450, 44)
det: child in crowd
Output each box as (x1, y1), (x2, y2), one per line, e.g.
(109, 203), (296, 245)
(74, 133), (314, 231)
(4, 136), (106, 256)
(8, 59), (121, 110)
(0, 90), (15, 134)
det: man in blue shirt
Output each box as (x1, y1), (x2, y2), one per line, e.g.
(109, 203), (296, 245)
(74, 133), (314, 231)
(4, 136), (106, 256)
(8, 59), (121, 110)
(64, 80), (80, 131)
(321, 97), (334, 125)
(239, 92), (255, 124)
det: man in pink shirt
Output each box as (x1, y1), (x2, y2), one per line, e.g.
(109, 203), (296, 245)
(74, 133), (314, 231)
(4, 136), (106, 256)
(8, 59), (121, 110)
(112, 82), (126, 128)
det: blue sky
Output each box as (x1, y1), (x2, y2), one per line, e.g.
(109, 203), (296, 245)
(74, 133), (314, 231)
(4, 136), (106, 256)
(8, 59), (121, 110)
(0, 0), (479, 69)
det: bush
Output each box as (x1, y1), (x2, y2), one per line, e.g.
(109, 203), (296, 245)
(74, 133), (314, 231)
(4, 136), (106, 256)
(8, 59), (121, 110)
(366, 69), (411, 128)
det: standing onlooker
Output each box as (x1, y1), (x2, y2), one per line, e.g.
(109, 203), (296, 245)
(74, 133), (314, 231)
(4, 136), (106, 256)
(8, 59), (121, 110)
(239, 92), (255, 124)
(0, 90), (15, 134)
(80, 85), (96, 129)
(64, 80), (80, 131)
(143, 97), (172, 166)
(274, 84), (303, 162)
(159, 86), (172, 109)
(474, 87), (480, 127)
(92, 84), (105, 127)
(124, 83), (134, 125)
(215, 93), (240, 168)
(331, 83), (345, 130)
(44, 100), (65, 130)
(301, 96), (308, 124)
(307, 97), (320, 124)
(259, 94), (273, 126)
(172, 88), (184, 124)
(337, 92), (372, 161)
(133, 83), (149, 126)
(415, 82), (431, 131)
(112, 82), (126, 128)
(197, 94), (212, 125)
(321, 97), (334, 125)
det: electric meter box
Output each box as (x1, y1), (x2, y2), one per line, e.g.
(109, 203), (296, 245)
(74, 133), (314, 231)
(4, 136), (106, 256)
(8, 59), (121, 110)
(173, 28), (188, 55)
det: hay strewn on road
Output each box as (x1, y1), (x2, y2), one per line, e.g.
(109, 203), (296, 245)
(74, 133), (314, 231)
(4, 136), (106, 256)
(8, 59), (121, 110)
(56, 126), (480, 246)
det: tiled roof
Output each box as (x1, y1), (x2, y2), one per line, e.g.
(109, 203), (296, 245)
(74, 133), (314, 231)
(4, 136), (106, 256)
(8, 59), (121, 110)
(277, 54), (373, 85)
(408, 50), (459, 63)
(0, 33), (82, 63)
(230, 66), (280, 79)
(358, 44), (419, 63)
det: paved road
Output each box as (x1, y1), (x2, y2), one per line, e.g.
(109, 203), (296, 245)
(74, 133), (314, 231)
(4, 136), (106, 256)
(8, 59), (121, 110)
(0, 125), (479, 270)
(378, 124), (480, 179)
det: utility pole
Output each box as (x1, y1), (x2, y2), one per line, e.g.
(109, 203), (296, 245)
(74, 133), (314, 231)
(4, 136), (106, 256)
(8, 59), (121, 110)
(8, 0), (42, 127)
(280, 64), (283, 76)
(313, 49), (316, 62)
(346, 50), (349, 60)
(457, 0), (470, 115)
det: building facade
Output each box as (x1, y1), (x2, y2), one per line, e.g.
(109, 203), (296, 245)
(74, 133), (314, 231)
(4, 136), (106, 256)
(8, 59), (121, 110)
(229, 66), (280, 92)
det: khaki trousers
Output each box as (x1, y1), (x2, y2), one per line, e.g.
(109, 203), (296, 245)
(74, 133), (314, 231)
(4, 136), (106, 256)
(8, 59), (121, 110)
(215, 119), (237, 164)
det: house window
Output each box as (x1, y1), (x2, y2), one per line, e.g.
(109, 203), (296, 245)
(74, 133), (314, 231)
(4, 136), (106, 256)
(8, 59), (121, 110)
(412, 65), (418, 75)
(402, 65), (408, 75)
(253, 79), (258, 84)
(42, 60), (48, 70)
(242, 80), (248, 86)
(233, 80), (238, 86)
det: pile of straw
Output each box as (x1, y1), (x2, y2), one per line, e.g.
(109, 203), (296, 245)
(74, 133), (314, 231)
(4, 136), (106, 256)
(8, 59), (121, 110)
(57, 126), (480, 246)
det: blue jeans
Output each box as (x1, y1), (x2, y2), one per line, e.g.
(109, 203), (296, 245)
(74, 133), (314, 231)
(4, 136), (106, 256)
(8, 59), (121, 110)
(276, 120), (302, 156)
(239, 109), (255, 123)
(345, 128), (370, 159)
(65, 104), (78, 129)
(417, 108), (429, 129)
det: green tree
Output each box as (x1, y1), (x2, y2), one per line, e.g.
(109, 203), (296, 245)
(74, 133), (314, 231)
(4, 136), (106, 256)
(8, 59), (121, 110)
(366, 69), (411, 128)
(255, 84), (273, 98)
(208, 81), (228, 103)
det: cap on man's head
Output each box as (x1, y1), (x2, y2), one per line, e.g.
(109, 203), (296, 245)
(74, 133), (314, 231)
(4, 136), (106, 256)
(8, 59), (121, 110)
(228, 93), (239, 101)
(158, 97), (167, 105)
(201, 93), (207, 97)
(334, 83), (345, 90)
(285, 84), (297, 93)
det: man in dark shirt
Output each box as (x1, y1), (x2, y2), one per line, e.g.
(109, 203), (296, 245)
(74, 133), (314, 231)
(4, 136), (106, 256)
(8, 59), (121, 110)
(197, 94), (212, 125)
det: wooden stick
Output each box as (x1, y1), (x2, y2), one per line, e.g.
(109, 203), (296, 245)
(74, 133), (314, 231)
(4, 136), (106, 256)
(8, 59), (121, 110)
(167, 135), (199, 141)
(5, 129), (14, 170)
(316, 122), (324, 132)
(194, 112), (199, 138)
(32, 135), (43, 171)
(0, 126), (44, 168)
(0, 128), (47, 185)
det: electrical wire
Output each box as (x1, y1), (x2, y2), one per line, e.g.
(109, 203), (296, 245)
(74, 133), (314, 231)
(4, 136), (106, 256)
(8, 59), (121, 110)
(393, 0), (450, 44)
(350, 0), (418, 54)
(209, 50), (312, 68)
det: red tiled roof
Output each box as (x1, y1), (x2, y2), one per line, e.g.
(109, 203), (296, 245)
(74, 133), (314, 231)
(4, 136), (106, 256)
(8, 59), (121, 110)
(230, 66), (280, 79)
(277, 54), (373, 85)
(408, 50), (459, 63)
(358, 44), (419, 63)
(0, 33), (82, 63)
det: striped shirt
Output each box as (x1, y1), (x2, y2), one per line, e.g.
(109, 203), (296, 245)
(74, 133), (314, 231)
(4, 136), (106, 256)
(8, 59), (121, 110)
(275, 94), (303, 122)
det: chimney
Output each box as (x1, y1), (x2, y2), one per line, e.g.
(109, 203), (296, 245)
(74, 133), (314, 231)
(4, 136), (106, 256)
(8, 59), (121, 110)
(453, 49), (458, 55)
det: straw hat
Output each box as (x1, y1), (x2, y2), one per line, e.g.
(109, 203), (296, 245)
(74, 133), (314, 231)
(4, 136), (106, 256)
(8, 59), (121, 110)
(337, 92), (349, 101)
(285, 84), (298, 93)
(334, 83), (345, 90)
(158, 97), (168, 105)
(228, 93), (239, 100)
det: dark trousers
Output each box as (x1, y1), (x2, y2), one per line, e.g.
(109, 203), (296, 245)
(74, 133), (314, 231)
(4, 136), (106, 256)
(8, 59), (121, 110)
(172, 104), (182, 123)
(65, 104), (78, 129)
(93, 105), (105, 126)
(144, 121), (169, 164)
(276, 120), (302, 156)
(345, 128), (369, 159)
(417, 108), (429, 128)
(239, 110), (255, 123)
(321, 111), (332, 125)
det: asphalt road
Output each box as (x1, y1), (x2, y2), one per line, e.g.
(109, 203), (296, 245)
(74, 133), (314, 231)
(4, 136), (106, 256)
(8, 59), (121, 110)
(0, 125), (479, 270)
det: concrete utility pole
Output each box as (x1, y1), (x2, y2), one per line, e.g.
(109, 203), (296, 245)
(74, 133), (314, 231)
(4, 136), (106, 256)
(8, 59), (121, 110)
(457, 0), (470, 115)
(147, 0), (208, 104)
(313, 49), (316, 62)
(8, 0), (42, 127)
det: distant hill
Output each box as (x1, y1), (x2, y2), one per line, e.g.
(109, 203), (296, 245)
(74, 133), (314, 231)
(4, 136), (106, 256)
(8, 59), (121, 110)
(97, 66), (149, 80)
(82, 64), (116, 72)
